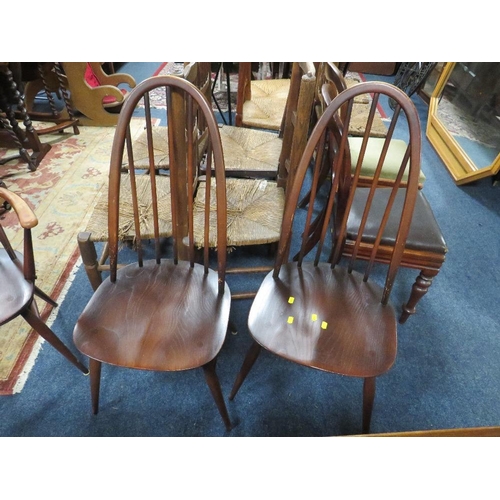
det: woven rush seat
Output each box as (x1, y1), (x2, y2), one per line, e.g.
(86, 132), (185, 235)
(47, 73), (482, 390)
(345, 76), (388, 138)
(193, 178), (285, 247)
(84, 174), (172, 242)
(242, 79), (291, 130)
(219, 125), (282, 177)
(124, 126), (208, 170)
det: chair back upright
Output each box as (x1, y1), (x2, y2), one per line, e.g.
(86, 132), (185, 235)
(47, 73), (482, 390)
(276, 81), (422, 303)
(107, 75), (227, 293)
(277, 62), (316, 189)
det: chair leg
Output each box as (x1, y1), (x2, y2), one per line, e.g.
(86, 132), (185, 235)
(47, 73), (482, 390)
(400, 269), (439, 324)
(229, 340), (262, 400)
(78, 232), (103, 291)
(21, 301), (88, 374)
(34, 285), (58, 308)
(362, 377), (376, 434)
(89, 358), (102, 415)
(202, 357), (232, 431)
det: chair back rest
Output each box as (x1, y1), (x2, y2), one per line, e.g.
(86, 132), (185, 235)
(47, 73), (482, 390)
(108, 76), (227, 293)
(274, 81), (422, 303)
(277, 62), (316, 190)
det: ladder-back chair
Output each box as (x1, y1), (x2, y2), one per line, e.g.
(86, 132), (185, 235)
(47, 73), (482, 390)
(235, 62), (291, 131)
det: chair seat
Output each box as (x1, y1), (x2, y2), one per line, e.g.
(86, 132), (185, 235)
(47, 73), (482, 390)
(73, 260), (231, 371)
(347, 188), (447, 255)
(85, 175), (172, 243)
(193, 179), (285, 247)
(127, 127), (208, 170)
(0, 249), (33, 324)
(220, 125), (282, 177)
(349, 136), (427, 185)
(248, 262), (397, 377)
(242, 79), (291, 130)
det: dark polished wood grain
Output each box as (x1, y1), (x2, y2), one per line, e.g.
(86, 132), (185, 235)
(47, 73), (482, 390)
(248, 263), (396, 377)
(74, 261), (230, 371)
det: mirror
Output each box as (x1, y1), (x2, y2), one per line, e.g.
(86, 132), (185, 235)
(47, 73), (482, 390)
(427, 62), (500, 184)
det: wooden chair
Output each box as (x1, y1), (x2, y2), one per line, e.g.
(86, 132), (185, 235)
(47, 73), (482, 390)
(73, 76), (232, 431)
(303, 66), (447, 322)
(220, 62), (316, 182)
(77, 63), (209, 291)
(60, 63), (136, 126)
(193, 63), (317, 299)
(0, 185), (88, 375)
(235, 62), (291, 131)
(229, 82), (423, 434)
(321, 62), (426, 188)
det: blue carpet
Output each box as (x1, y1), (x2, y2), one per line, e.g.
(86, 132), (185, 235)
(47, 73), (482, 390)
(2, 64), (500, 439)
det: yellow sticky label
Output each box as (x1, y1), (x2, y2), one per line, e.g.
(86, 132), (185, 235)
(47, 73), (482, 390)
(321, 321), (328, 330)
(287, 316), (294, 324)
(288, 296), (295, 304)
(311, 314), (318, 322)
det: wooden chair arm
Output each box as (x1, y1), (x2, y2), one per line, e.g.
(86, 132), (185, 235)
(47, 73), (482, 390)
(88, 62), (136, 88)
(0, 187), (38, 229)
(86, 85), (126, 103)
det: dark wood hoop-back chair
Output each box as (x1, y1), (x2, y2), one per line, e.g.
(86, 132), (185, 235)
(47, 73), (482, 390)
(229, 82), (423, 434)
(0, 185), (88, 375)
(72, 76), (232, 431)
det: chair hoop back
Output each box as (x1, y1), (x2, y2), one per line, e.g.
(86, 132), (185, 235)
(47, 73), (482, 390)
(275, 81), (422, 303)
(107, 75), (227, 292)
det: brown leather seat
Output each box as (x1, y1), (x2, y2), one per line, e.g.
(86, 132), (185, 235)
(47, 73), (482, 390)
(348, 188), (447, 255)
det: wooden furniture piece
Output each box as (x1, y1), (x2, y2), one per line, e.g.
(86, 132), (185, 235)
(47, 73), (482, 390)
(235, 62), (291, 131)
(229, 82), (423, 434)
(60, 63), (136, 126)
(73, 76), (232, 431)
(0, 185), (88, 375)
(19, 62), (80, 136)
(301, 74), (447, 322)
(193, 63), (317, 300)
(0, 63), (51, 170)
(221, 62), (316, 184)
(322, 63), (426, 188)
(77, 63), (209, 291)
(427, 62), (500, 185)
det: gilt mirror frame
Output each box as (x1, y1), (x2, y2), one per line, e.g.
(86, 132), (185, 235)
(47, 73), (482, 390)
(427, 62), (500, 185)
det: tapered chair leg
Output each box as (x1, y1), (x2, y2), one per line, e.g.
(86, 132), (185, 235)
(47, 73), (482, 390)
(362, 377), (376, 434)
(89, 358), (102, 415)
(202, 358), (232, 431)
(34, 285), (58, 307)
(229, 340), (262, 400)
(22, 301), (88, 374)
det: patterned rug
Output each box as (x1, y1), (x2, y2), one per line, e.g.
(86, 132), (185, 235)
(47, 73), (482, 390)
(0, 119), (146, 394)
